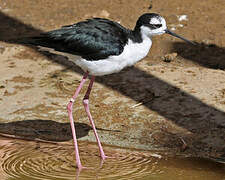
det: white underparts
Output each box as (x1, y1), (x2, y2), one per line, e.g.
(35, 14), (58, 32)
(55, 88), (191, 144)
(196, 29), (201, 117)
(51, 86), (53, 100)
(73, 37), (152, 76)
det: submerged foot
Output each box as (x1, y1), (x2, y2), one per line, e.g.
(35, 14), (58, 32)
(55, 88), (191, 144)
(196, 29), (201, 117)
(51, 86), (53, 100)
(76, 164), (94, 172)
(101, 153), (117, 161)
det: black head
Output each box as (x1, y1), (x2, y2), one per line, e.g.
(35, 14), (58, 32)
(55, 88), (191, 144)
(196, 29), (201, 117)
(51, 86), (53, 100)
(135, 13), (164, 30)
(134, 13), (194, 44)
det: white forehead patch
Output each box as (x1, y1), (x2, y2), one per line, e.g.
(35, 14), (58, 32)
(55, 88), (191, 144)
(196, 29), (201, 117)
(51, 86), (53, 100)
(150, 17), (161, 24)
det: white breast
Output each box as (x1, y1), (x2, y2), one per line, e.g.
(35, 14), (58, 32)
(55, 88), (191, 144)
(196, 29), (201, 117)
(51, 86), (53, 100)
(73, 37), (152, 76)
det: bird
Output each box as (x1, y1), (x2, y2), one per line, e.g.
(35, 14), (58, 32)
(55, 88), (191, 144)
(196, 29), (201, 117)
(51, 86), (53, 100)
(27, 13), (194, 170)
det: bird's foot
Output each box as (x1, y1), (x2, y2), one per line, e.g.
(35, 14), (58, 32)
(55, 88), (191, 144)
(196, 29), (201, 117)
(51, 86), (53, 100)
(101, 154), (116, 161)
(99, 154), (116, 169)
(76, 164), (94, 172)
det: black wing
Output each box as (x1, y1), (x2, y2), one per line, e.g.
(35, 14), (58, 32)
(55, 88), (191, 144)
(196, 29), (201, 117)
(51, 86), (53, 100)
(30, 18), (130, 60)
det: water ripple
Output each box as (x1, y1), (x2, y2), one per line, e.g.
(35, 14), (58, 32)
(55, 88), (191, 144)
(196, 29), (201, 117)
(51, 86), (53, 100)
(1, 138), (225, 180)
(0, 138), (162, 180)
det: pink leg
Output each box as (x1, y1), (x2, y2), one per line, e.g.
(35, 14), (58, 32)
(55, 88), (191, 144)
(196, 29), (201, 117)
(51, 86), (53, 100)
(67, 72), (89, 170)
(83, 76), (107, 160)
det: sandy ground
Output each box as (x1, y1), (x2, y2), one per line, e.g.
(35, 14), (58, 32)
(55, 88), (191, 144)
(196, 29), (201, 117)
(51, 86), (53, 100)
(0, 0), (225, 160)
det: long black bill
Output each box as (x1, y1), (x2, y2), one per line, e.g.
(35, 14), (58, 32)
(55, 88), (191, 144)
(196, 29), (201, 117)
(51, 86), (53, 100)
(165, 29), (195, 45)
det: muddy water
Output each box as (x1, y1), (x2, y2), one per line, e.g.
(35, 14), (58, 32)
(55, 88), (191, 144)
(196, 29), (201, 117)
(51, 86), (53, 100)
(0, 137), (224, 180)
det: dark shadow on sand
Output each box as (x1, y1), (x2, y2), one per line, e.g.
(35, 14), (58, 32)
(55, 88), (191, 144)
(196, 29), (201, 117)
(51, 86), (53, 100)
(171, 42), (225, 70)
(0, 119), (91, 141)
(0, 119), (118, 142)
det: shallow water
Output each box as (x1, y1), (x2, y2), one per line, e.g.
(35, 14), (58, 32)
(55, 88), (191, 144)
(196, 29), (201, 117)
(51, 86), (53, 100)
(0, 137), (224, 180)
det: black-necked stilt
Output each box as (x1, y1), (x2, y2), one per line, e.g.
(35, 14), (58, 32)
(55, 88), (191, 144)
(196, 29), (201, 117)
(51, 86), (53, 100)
(30, 13), (194, 170)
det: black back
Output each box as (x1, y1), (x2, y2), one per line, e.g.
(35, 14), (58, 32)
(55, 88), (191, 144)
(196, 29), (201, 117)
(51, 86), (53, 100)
(31, 18), (132, 60)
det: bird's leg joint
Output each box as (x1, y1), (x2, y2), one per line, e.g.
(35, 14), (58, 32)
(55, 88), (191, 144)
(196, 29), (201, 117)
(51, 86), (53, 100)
(83, 98), (89, 106)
